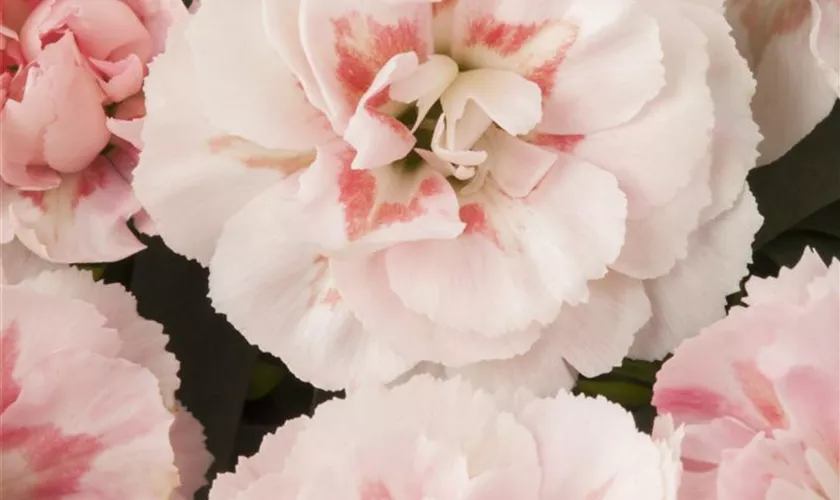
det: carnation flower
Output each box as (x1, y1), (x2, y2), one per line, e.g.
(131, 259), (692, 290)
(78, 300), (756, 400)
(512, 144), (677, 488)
(725, 0), (839, 164)
(209, 376), (682, 500)
(653, 249), (839, 499)
(134, 0), (763, 394)
(0, 257), (212, 499)
(0, 0), (187, 263)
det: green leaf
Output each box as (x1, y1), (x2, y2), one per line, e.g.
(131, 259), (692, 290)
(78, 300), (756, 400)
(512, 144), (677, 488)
(246, 359), (286, 401)
(575, 379), (652, 409)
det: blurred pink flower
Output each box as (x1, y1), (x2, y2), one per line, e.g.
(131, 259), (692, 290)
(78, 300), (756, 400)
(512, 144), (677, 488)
(0, 255), (212, 499)
(135, 0), (763, 394)
(209, 376), (683, 500)
(0, 0), (186, 263)
(726, 0), (839, 164)
(653, 249), (839, 499)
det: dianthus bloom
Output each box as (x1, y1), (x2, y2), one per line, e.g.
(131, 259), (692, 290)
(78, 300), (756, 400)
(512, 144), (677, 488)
(0, 0), (186, 263)
(134, 0), (763, 394)
(725, 0), (839, 164)
(209, 376), (683, 499)
(653, 249), (839, 499)
(0, 254), (212, 499)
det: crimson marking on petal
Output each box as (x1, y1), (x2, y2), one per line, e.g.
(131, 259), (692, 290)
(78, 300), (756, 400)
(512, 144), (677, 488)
(360, 482), (394, 500)
(0, 322), (21, 413)
(525, 24), (578, 98)
(653, 387), (740, 422)
(459, 203), (501, 247)
(370, 176), (443, 229)
(465, 16), (543, 56)
(733, 361), (788, 429)
(18, 190), (46, 210)
(73, 162), (110, 208)
(338, 167), (378, 241)
(0, 424), (104, 498)
(333, 12), (429, 109)
(530, 133), (585, 153)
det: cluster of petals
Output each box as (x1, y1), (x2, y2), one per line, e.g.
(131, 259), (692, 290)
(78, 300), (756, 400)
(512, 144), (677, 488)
(0, 241), (212, 499)
(134, 0), (764, 395)
(725, 0), (840, 164)
(209, 375), (683, 500)
(653, 249), (840, 499)
(0, 0), (187, 263)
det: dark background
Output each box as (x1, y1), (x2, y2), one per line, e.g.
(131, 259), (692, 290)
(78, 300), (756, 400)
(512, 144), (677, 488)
(126, 83), (839, 497)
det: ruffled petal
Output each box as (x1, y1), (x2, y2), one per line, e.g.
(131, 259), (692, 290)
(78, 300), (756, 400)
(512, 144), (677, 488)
(185, 0), (330, 150)
(209, 182), (417, 390)
(10, 152), (145, 264)
(630, 188), (762, 360)
(133, 20), (296, 264)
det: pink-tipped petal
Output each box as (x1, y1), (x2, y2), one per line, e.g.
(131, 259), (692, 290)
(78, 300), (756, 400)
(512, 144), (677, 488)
(298, 0), (434, 132)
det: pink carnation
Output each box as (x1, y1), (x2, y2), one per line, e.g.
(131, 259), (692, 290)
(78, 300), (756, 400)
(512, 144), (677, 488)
(0, 257), (212, 499)
(653, 249), (839, 499)
(0, 0), (187, 263)
(209, 376), (683, 500)
(134, 0), (763, 393)
(726, 0), (839, 164)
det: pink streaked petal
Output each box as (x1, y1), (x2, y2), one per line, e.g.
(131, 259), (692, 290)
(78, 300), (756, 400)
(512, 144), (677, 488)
(209, 183), (417, 390)
(185, 0), (330, 151)
(344, 51), (419, 171)
(169, 404), (212, 500)
(21, 267), (181, 408)
(610, 162), (711, 280)
(1, 351), (177, 498)
(302, 145), (463, 250)
(450, 0), (581, 98)
(716, 434), (822, 500)
(481, 127), (556, 199)
(678, 416), (757, 471)
(332, 251), (541, 366)
(440, 68), (542, 137)
(683, 3), (761, 223)
(299, 0), (434, 132)
(133, 22), (294, 264)
(10, 154), (145, 264)
(652, 302), (796, 432)
(0, 285), (121, 413)
(537, 0), (666, 135)
(88, 55), (145, 103)
(572, 1), (713, 217)
(630, 188), (762, 360)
